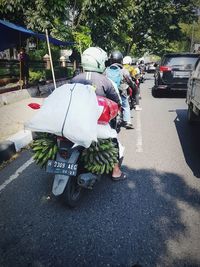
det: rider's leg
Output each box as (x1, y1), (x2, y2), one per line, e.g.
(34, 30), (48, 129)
(111, 138), (126, 180)
(121, 95), (132, 123)
(135, 87), (142, 111)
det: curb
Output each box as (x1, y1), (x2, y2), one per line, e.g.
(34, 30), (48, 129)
(0, 79), (68, 107)
(0, 130), (33, 164)
(0, 79), (69, 164)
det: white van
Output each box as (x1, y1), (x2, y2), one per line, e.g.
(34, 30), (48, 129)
(186, 56), (200, 123)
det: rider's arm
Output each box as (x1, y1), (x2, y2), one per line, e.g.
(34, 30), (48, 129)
(103, 81), (121, 105)
(123, 68), (136, 89)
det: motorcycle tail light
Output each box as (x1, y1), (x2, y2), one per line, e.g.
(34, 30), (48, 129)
(159, 66), (172, 72)
(59, 149), (68, 159)
(57, 136), (67, 141)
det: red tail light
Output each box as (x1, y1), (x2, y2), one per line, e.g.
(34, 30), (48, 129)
(57, 136), (66, 141)
(59, 150), (68, 159)
(159, 66), (172, 72)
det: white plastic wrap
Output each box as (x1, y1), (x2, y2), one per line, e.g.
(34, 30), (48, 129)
(25, 83), (101, 148)
(97, 124), (118, 139)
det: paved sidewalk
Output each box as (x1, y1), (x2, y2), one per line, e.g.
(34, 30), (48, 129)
(0, 80), (67, 163)
(0, 95), (44, 163)
(0, 96), (44, 142)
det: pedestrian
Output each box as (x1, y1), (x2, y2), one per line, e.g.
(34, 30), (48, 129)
(69, 48), (81, 77)
(69, 46), (126, 181)
(18, 47), (29, 88)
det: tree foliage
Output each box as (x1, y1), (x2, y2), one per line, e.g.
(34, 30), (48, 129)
(0, 0), (70, 34)
(0, 0), (200, 56)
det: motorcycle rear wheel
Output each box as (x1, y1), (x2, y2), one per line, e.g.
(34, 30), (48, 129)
(61, 176), (83, 208)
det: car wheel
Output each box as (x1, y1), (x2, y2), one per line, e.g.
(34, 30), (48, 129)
(152, 88), (159, 97)
(187, 105), (196, 124)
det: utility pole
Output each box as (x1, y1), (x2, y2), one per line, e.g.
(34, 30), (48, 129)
(191, 8), (200, 52)
(190, 22), (195, 52)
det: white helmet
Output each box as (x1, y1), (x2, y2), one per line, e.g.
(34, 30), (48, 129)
(123, 56), (132, 65)
(81, 47), (108, 73)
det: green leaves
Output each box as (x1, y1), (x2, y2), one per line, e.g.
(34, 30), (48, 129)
(0, 0), (199, 56)
(72, 26), (92, 53)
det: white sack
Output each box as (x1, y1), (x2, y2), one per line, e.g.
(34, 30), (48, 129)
(97, 124), (117, 139)
(118, 141), (125, 159)
(25, 83), (101, 148)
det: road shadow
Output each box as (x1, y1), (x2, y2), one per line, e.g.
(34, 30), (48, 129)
(151, 86), (186, 99)
(174, 108), (200, 178)
(1, 159), (200, 267)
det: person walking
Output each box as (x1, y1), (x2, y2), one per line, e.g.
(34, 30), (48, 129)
(18, 47), (29, 88)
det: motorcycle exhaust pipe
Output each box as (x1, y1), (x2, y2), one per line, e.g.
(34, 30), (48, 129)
(78, 173), (100, 189)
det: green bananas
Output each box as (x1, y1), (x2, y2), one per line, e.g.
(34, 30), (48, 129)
(31, 133), (58, 168)
(81, 138), (119, 175)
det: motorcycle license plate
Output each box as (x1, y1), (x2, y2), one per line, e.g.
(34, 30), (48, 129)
(46, 160), (78, 176)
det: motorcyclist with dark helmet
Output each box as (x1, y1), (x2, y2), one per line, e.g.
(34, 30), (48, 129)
(108, 50), (135, 129)
(69, 47), (126, 181)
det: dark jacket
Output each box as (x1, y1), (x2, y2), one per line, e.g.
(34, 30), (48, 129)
(69, 71), (120, 104)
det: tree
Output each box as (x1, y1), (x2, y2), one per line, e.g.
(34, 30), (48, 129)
(0, 0), (70, 36)
(127, 0), (199, 55)
(1, 0), (199, 56)
(70, 0), (200, 55)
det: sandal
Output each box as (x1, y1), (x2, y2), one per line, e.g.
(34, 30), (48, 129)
(112, 172), (127, 181)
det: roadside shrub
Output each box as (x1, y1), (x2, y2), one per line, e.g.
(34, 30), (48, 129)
(29, 70), (45, 84)
(45, 67), (73, 80)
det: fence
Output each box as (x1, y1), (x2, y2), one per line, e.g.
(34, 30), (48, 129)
(0, 59), (75, 88)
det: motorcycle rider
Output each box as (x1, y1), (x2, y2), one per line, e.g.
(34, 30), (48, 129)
(139, 60), (146, 83)
(123, 56), (142, 111)
(108, 51), (135, 129)
(69, 47), (126, 181)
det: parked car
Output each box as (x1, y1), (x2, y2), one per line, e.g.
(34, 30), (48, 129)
(186, 57), (200, 123)
(152, 53), (199, 97)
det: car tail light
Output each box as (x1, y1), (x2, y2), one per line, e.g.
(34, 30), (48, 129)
(159, 66), (172, 72)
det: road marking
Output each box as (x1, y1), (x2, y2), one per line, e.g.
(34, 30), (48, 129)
(0, 157), (34, 193)
(136, 111), (143, 152)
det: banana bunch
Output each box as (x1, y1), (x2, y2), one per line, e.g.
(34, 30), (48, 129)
(81, 138), (119, 175)
(31, 133), (58, 168)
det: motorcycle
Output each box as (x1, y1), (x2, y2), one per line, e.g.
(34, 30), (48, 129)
(139, 64), (146, 83)
(46, 136), (97, 208)
(127, 87), (135, 110)
(28, 97), (122, 208)
(127, 76), (140, 110)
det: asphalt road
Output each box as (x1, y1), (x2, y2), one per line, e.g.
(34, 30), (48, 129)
(0, 74), (200, 267)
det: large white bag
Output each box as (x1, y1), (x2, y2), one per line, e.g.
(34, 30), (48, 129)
(25, 83), (101, 148)
(97, 124), (117, 139)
